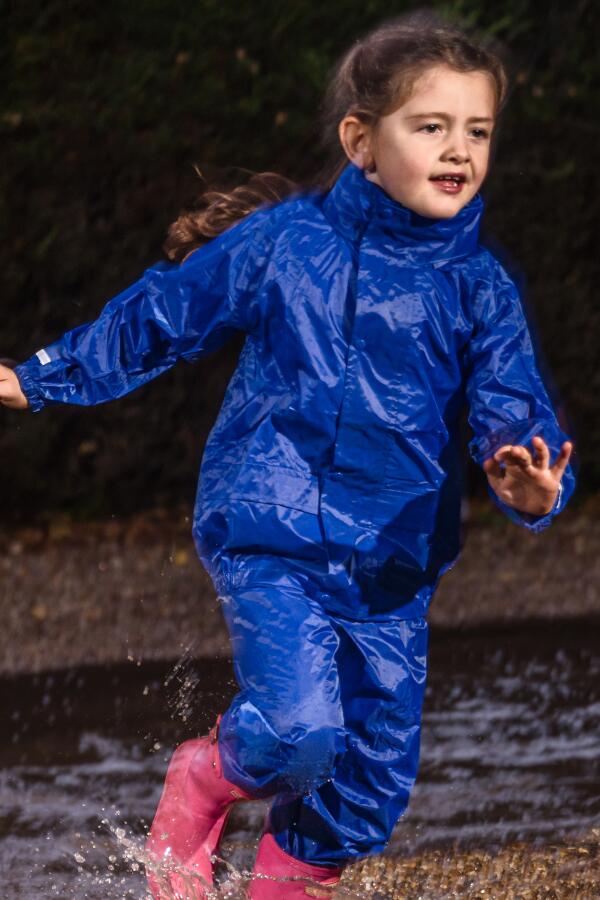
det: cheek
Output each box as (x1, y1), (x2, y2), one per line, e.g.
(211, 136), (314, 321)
(377, 135), (418, 176)
(386, 150), (424, 185)
(475, 148), (491, 179)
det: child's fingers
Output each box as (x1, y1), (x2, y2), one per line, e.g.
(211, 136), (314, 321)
(482, 455), (503, 479)
(0, 366), (29, 409)
(492, 444), (514, 463)
(509, 445), (534, 467)
(0, 363), (17, 393)
(531, 436), (550, 468)
(494, 444), (533, 469)
(551, 441), (573, 479)
(0, 371), (12, 399)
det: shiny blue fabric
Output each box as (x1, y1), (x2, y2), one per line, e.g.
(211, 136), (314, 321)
(15, 162), (575, 863)
(16, 162), (575, 617)
(216, 558), (428, 865)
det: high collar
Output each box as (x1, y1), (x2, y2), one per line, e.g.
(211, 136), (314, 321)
(321, 162), (483, 265)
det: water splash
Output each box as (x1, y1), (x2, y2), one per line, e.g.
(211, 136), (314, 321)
(163, 646), (203, 726)
(100, 815), (362, 899)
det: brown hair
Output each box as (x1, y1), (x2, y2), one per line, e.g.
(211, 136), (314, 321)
(163, 170), (298, 263)
(165, 10), (508, 263)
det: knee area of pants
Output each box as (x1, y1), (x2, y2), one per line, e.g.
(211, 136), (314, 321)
(276, 723), (345, 791)
(222, 699), (345, 794)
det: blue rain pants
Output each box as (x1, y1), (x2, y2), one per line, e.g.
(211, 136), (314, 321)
(214, 553), (428, 867)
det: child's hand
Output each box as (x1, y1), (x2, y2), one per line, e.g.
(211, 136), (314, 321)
(0, 362), (29, 410)
(483, 436), (573, 516)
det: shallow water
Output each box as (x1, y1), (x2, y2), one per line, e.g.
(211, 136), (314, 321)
(1, 624), (599, 897)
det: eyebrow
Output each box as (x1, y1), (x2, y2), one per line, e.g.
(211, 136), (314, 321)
(406, 112), (495, 123)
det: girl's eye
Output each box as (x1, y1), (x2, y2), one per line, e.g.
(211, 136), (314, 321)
(470, 128), (490, 140)
(419, 123), (442, 134)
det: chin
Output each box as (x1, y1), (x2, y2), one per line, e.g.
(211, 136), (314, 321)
(433, 207), (464, 220)
(411, 205), (460, 221)
(417, 187), (477, 220)
(417, 199), (471, 220)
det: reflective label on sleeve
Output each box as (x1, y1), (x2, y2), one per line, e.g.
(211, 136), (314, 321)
(36, 349), (51, 365)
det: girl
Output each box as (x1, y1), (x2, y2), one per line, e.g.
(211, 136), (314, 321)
(0, 13), (575, 900)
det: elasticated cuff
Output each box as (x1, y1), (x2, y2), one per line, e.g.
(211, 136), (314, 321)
(13, 363), (46, 413)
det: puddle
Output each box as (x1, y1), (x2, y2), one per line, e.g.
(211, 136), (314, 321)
(1, 624), (599, 897)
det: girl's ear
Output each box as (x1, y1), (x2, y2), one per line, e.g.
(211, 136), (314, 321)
(338, 116), (375, 171)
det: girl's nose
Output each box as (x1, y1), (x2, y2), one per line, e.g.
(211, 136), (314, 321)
(446, 149), (469, 164)
(441, 133), (470, 164)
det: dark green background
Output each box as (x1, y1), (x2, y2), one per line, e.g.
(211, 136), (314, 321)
(1, 0), (597, 523)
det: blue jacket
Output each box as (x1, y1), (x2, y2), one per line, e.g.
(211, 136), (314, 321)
(15, 163), (575, 618)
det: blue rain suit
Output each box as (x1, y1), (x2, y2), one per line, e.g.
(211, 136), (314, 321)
(15, 163), (575, 866)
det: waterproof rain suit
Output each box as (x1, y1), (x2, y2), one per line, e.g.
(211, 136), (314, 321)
(15, 163), (575, 865)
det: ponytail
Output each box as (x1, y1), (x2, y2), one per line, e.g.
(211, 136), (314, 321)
(164, 171), (298, 263)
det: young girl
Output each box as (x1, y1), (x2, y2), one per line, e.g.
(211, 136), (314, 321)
(1, 13), (575, 900)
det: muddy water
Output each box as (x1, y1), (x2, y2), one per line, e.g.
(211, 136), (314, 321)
(1, 624), (599, 898)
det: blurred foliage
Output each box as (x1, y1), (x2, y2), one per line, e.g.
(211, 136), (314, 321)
(0, 0), (598, 523)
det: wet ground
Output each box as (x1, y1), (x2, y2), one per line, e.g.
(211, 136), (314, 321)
(1, 624), (599, 898)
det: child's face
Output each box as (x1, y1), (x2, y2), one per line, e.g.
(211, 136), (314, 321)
(341, 65), (497, 219)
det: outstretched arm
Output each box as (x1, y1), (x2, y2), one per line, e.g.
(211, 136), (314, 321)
(10, 205), (275, 413)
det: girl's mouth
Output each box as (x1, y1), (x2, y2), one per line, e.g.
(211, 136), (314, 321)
(429, 174), (466, 194)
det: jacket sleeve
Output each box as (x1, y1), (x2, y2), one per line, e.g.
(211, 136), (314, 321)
(464, 259), (576, 532)
(14, 206), (275, 412)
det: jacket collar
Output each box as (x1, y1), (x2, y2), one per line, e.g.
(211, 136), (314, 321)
(321, 162), (483, 265)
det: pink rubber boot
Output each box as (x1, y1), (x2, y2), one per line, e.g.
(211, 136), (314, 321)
(249, 832), (343, 898)
(145, 717), (253, 899)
